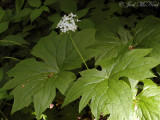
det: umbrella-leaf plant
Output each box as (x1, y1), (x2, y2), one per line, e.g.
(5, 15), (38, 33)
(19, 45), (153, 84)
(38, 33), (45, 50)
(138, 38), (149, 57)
(2, 8), (160, 120)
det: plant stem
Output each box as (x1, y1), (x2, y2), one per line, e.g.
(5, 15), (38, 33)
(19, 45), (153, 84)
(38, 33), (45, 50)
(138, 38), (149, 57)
(69, 33), (95, 119)
(2, 101), (12, 106)
(69, 33), (93, 118)
(0, 40), (26, 48)
(2, 56), (20, 61)
(0, 110), (8, 120)
(69, 33), (89, 70)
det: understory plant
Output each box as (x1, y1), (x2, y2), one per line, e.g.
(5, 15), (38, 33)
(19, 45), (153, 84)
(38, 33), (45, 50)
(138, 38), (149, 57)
(1, 0), (160, 120)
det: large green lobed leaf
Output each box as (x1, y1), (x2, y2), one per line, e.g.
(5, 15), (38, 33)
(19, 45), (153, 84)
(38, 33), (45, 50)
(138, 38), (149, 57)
(63, 49), (160, 120)
(91, 17), (132, 62)
(3, 29), (98, 119)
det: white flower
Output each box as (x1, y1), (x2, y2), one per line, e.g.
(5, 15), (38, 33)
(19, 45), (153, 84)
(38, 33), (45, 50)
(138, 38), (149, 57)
(56, 13), (80, 33)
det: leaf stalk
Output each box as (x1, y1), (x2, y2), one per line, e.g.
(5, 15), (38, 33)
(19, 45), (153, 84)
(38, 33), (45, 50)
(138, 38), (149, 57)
(69, 33), (89, 69)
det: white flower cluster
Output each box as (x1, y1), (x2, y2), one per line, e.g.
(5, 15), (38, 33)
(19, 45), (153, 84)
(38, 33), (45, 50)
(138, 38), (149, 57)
(56, 13), (80, 33)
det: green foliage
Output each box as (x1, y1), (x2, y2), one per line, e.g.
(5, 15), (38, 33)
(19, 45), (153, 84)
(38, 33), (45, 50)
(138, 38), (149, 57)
(15, 0), (25, 13)
(0, 35), (28, 46)
(28, 0), (41, 8)
(133, 16), (160, 60)
(0, 68), (3, 81)
(63, 49), (159, 119)
(59, 0), (77, 13)
(78, 19), (95, 29)
(0, 9), (5, 22)
(30, 6), (49, 22)
(13, 8), (32, 21)
(2, 29), (98, 119)
(0, 0), (160, 120)
(44, 0), (57, 6)
(0, 21), (9, 34)
(30, 9), (43, 22)
(132, 79), (160, 119)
